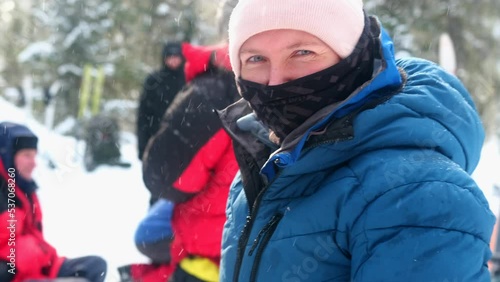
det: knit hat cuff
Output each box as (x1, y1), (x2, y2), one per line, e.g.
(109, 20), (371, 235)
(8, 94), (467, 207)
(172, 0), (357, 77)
(14, 136), (38, 155)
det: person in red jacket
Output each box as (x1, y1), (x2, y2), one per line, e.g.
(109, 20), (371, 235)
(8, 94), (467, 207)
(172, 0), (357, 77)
(135, 42), (239, 282)
(0, 122), (107, 282)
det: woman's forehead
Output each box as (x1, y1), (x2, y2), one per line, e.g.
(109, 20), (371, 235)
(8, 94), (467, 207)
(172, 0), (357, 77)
(240, 30), (328, 53)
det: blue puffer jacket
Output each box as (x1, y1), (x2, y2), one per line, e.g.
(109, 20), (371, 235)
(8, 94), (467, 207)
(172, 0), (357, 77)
(219, 19), (495, 282)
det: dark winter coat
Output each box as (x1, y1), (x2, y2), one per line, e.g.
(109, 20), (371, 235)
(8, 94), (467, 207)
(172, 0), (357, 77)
(142, 61), (240, 267)
(136, 50), (186, 160)
(0, 124), (65, 282)
(219, 18), (495, 282)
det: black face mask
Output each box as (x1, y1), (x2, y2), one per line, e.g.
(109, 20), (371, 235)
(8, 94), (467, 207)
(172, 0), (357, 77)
(238, 15), (377, 142)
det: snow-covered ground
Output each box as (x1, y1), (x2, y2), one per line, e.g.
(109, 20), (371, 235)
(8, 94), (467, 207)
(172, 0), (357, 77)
(1, 95), (500, 281)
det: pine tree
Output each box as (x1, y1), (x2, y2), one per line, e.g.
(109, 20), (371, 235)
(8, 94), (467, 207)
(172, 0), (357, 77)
(7, 0), (221, 129)
(18, 0), (119, 124)
(0, 3), (33, 100)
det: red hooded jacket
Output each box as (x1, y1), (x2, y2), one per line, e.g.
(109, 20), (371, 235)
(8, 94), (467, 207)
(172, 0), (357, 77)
(0, 159), (65, 281)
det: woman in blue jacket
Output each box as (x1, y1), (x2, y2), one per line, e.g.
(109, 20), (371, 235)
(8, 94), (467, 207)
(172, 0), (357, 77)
(218, 0), (495, 281)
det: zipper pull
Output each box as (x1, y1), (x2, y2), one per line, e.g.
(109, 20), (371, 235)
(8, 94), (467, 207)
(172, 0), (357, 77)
(248, 214), (282, 256)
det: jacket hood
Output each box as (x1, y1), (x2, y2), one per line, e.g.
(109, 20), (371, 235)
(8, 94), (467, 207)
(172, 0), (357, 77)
(0, 122), (38, 168)
(339, 57), (483, 172)
(0, 122), (39, 192)
(182, 43), (232, 83)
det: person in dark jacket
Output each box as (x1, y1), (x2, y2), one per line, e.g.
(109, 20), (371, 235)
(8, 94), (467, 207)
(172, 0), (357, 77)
(137, 41), (186, 161)
(0, 122), (107, 282)
(218, 0), (495, 281)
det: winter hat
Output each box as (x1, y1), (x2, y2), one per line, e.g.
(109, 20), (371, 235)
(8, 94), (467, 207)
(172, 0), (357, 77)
(162, 42), (183, 58)
(13, 136), (38, 155)
(228, 0), (365, 78)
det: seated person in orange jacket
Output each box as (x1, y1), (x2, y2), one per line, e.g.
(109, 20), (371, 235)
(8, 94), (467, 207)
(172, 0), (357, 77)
(0, 122), (107, 282)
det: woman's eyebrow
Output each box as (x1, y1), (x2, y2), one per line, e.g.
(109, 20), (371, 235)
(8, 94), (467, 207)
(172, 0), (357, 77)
(239, 48), (261, 56)
(285, 42), (322, 50)
(240, 42), (322, 55)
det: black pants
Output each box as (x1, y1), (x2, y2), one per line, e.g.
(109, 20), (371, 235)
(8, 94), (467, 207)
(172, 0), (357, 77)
(0, 261), (14, 282)
(0, 256), (106, 282)
(58, 256), (107, 282)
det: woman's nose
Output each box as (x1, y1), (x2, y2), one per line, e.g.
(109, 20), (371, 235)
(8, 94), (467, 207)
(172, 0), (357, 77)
(268, 65), (290, 86)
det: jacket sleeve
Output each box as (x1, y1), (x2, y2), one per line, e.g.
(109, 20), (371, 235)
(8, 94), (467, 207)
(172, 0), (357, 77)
(350, 181), (495, 281)
(0, 209), (58, 279)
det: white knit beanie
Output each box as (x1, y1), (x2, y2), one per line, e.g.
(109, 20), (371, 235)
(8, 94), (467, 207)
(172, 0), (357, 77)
(228, 0), (365, 78)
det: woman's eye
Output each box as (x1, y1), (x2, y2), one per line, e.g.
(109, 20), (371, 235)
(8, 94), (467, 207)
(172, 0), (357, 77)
(295, 50), (313, 56)
(247, 55), (264, 63)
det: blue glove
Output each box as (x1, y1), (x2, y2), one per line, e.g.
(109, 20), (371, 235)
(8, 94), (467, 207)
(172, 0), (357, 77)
(134, 199), (175, 244)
